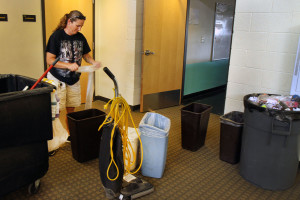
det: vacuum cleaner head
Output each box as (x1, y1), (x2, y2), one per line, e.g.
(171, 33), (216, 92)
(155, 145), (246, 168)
(119, 174), (154, 200)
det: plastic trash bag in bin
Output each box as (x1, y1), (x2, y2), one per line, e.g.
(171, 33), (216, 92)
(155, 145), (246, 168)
(219, 111), (244, 164)
(43, 78), (68, 152)
(125, 127), (140, 171)
(139, 112), (171, 178)
(76, 65), (100, 109)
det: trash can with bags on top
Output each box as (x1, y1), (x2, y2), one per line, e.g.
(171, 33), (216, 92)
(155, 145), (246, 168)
(240, 93), (300, 190)
(139, 112), (171, 178)
(220, 111), (244, 164)
(181, 103), (212, 151)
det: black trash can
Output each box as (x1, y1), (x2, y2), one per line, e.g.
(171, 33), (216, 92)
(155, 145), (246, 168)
(67, 109), (106, 163)
(181, 103), (212, 151)
(220, 111), (244, 164)
(240, 94), (300, 190)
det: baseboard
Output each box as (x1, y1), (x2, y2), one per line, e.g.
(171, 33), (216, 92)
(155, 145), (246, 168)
(182, 85), (227, 103)
(94, 95), (110, 103)
(130, 104), (140, 111)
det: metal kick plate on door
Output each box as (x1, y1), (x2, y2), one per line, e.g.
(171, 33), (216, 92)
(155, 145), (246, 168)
(143, 89), (180, 111)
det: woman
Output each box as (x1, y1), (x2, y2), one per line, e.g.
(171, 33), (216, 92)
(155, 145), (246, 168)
(46, 10), (100, 113)
(46, 10), (101, 139)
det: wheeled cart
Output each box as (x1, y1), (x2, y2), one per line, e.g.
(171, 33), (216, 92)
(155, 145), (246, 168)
(0, 74), (54, 197)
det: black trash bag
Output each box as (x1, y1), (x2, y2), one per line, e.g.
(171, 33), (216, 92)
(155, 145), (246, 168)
(99, 123), (124, 199)
(220, 111), (244, 127)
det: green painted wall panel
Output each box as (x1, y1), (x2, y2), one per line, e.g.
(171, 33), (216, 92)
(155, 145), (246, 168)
(183, 59), (229, 95)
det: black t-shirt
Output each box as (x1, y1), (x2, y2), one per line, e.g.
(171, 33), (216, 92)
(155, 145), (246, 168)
(46, 29), (91, 85)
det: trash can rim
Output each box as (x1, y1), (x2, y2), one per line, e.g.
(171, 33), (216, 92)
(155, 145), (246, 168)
(139, 123), (170, 132)
(220, 118), (244, 125)
(181, 102), (212, 109)
(181, 103), (212, 114)
(67, 109), (106, 121)
(220, 111), (244, 125)
(139, 112), (171, 131)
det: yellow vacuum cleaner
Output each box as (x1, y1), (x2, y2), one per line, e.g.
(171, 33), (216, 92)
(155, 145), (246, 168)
(99, 67), (154, 200)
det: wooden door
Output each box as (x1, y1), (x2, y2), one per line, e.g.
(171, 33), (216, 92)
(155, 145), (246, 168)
(141, 0), (187, 112)
(44, 0), (94, 104)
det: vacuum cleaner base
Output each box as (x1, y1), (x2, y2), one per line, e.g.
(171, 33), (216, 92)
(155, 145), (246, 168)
(119, 174), (154, 200)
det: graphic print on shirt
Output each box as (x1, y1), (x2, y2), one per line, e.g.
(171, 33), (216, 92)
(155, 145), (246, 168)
(60, 40), (83, 66)
(60, 40), (72, 63)
(73, 40), (83, 66)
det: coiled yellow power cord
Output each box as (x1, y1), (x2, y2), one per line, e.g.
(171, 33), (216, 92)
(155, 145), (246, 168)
(98, 90), (143, 181)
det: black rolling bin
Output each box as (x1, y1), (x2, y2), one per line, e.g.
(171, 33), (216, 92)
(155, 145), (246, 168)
(0, 74), (54, 196)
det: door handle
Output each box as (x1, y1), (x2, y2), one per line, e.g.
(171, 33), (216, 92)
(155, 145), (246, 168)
(142, 50), (155, 56)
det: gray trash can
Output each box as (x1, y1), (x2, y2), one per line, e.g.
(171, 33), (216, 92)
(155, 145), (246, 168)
(240, 94), (300, 190)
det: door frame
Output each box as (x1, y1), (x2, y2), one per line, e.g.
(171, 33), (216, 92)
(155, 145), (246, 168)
(181, 1), (235, 102)
(41, 0), (47, 71)
(181, 0), (191, 100)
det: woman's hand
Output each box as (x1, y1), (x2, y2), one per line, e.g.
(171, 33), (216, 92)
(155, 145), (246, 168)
(83, 53), (102, 69)
(93, 61), (101, 69)
(67, 63), (79, 71)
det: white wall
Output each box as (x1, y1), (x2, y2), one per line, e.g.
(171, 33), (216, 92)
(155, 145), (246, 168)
(225, 0), (300, 113)
(0, 0), (44, 78)
(95, 0), (143, 106)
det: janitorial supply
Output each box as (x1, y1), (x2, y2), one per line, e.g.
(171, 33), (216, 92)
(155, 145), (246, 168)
(139, 112), (170, 178)
(99, 67), (154, 199)
(219, 111), (244, 164)
(126, 128), (140, 171)
(30, 57), (60, 90)
(0, 74), (54, 196)
(76, 65), (100, 109)
(119, 174), (154, 200)
(241, 93), (300, 190)
(181, 103), (212, 151)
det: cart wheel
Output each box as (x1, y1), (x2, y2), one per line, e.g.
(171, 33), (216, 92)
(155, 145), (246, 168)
(28, 179), (41, 195)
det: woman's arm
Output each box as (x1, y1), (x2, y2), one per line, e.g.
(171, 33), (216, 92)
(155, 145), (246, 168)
(46, 52), (79, 71)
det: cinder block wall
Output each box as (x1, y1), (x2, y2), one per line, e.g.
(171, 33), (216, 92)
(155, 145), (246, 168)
(225, 0), (300, 113)
(95, 0), (143, 106)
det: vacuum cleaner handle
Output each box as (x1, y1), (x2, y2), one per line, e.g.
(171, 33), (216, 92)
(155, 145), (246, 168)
(103, 67), (119, 97)
(30, 57), (60, 90)
(103, 67), (115, 80)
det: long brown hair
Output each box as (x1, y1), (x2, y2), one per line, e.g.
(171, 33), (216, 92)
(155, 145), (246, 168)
(54, 10), (86, 32)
